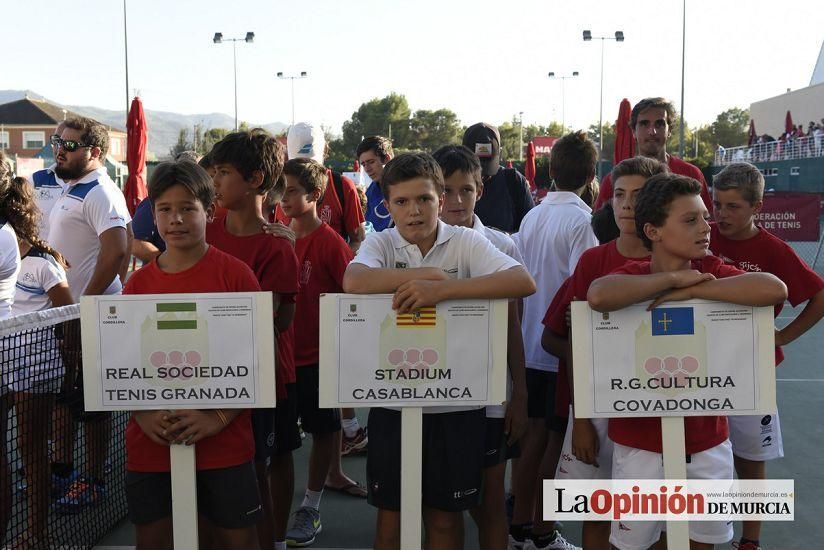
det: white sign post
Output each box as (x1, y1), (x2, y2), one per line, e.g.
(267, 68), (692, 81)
(319, 294), (508, 549)
(80, 293), (276, 550)
(571, 300), (776, 550)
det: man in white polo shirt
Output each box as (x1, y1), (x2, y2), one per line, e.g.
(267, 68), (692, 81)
(48, 116), (130, 513)
(29, 121), (68, 238)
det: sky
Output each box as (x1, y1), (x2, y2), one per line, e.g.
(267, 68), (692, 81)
(7, 0), (824, 135)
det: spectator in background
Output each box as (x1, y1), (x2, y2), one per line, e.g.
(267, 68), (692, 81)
(356, 136), (393, 233)
(274, 123), (365, 251)
(463, 123), (534, 233)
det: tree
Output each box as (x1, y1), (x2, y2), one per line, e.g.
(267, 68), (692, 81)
(408, 109), (462, 152)
(169, 128), (192, 158)
(201, 128), (230, 154)
(587, 122), (616, 166)
(709, 107), (750, 147)
(341, 93), (412, 153)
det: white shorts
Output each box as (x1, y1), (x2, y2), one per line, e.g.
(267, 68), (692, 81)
(728, 412), (783, 461)
(609, 440), (734, 550)
(555, 407), (613, 479)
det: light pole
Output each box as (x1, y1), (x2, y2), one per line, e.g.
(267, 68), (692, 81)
(547, 71), (579, 132)
(277, 72), (308, 126)
(583, 29), (624, 179)
(213, 31), (255, 130)
(679, 0), (686, 157)
(519, 111), (524, 161)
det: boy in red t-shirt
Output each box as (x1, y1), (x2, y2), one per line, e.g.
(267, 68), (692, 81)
(279, 158), (364, 546)
(123, 159), (262, 549)
(207, 130), (300, 550)
(587, 173), (787, 550)
(710, 162), (824, 550)
(542, 155), (666, 549)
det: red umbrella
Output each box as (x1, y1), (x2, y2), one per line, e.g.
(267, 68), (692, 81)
(613, 98), (635, 164)
(524, 141), (536, 191)
(124, 96), (148, 216)
(785, 111), (794, 136)
(747, 120), (757, 146)
(353, 160), (360, 172)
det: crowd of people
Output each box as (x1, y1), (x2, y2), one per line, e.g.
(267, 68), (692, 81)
(0, 95), (821, 550)
(719, 119), (824, 164)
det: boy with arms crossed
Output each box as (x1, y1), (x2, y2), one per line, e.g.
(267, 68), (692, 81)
(206, 130), (301, 550)
(343, 153), (536, 550)
(542, 156), (667, 549)
(432, 144), (530, 550)
(124, 160), (262, 550)
(279, 158), (365, 547)
(710, 162), (824, 550)
(587, 174), (787, 550)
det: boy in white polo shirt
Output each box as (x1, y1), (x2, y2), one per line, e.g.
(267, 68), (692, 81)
(343, 152), (536, 550)
(511, 131), (598, 549)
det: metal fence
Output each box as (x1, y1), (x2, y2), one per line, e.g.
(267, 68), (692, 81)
(715, 135), (824, 166)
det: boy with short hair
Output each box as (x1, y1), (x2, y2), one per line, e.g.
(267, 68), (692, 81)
(279, 158), (365, 547)
(207, 129), (300, 550)
(356, 136), (394, 233)
(432, 144), (531, 550)
(343, 152), (536, 550)
(542, 156), (667, 549)
(710, 162), (824, 550)
(123, 159), (262, 550)
(511, 131), (599, 549)
(587, 173), (787, 550)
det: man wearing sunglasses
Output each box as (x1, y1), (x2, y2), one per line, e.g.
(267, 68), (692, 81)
(26, 122), (69, 238)
(47, 116), (132, 514)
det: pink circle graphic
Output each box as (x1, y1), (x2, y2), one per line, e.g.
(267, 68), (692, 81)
(387, 349), (404, 366)
(168, 350), (184, 366)
(405, 348), (421, 365)
(185, 351), (202, 367)
(150, 351), (167, 368)
(421, 349), (438, 366)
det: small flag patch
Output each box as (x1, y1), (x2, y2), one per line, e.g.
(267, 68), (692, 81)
(651, 307), (694, 336)
(397, 307), (436, 328)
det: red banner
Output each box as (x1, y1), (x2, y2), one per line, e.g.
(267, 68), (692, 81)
(532, 136), (558, 157)
(756, 193), (821, 241)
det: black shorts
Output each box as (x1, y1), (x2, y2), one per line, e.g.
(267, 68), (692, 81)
(367, 407), (485, 512)
(295, 365), (340, 434)
(126, 462), (262, 528)
(525, 368), (556, 420)
(483, 417), (520, 468)
(273, 383), (302, 455)
(55, 357), (108, 422)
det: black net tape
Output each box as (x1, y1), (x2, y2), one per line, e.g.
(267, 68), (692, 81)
(1, 305), (127, 549)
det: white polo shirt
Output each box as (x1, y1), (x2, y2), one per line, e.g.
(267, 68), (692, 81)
(30, 165), (66, 238)
(48, 167), (130, 300)
(13, 248), (67, 315)
(0, 220), (20, 321)
(352, 219), (521, 414)
(516, 191), (598, 372)
(471, 214), (525, 419)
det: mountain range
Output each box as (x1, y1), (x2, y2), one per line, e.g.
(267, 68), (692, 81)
(0, 90), (287, 159)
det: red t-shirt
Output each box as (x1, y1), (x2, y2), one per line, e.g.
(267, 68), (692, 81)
(709, 223), (824, 365)
(206, 217), (299, 398)
(123, 246), (260, 472)
(594, 155), (712, 214)
(275, 170), (364, 238)
(293, 223), (354, 366)
(606, 255), (744, 454)
(543, 241), (649, 415)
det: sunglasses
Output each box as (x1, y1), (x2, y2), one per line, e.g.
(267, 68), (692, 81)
(52, 137), (93, 153)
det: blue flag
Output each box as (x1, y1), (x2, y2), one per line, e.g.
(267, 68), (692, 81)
(651, 307), (694, 336)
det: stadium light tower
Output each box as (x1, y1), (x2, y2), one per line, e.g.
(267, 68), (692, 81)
(583, 30), (624, 178)
(277, 72), (309, 126)
(213, 31), (255, 130)
(547, 71), (579, 132)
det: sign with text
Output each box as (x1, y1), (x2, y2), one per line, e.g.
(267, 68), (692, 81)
(571, 300), (775, 418)
(756, 193), (820, 241)
(80, 293), (276, 411)
(319, 294), (507, 407)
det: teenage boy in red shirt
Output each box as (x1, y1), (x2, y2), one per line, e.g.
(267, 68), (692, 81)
(279, 158), (365, 546)
(587, 173), (787, 550)
(123, 159), (262, 550)
(542, 155), (667, 549)
(206, 130), (300, 550)
(710, 162), (824, 550)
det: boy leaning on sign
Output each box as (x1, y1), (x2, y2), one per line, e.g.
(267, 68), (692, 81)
(206, 129), (300, 550)
(586, 173), (787, 550)
(710, 162), (824, 550)
(342, 152), (536, 550)
(542, 155), (667, 549)
(122, 160), (262, 550)
(432, 144), (530, 550)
